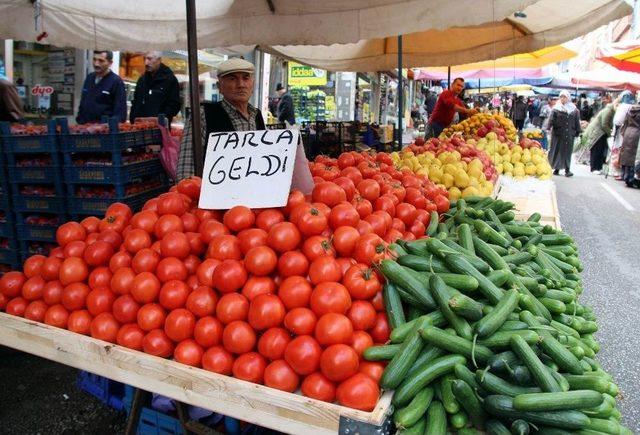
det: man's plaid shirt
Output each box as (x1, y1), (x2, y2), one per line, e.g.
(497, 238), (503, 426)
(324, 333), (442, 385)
(176, 99), (259, 180)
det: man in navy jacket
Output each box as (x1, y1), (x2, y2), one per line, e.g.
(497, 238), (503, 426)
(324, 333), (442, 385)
(76, 51), (127, 124)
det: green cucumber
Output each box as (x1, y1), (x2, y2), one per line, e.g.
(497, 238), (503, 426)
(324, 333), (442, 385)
(383, 282), (406, 330)
(363, 344), (401, 361)
(504, 224), (537, 237)
(528, 212), (542, 222)
(424, 401), (447, 435)
(405, 346), (446, 379)
(518, 292), (552, 322)
(502, 252), (533, 266)
(429, 275), (473, 340)
(498, 210), (516, 222)
(585, 417), (626, 434)
(452, 379), (486, 429)
(420, 326), (493, 366)
(511, 335), (562, 392)
(406, 305), (425, 321)
(458, 223), (475, 255)
(511, 419), (531, 435)
(473, 234), (510, 270)
(389, 242), (408, 256)
(450, 411), (468, 429)
(438, 374), (460, 414)
(488, 269), (512, 287)
(484, 395), (590, 429)
(513, 390), (604, 412)
(393, 387), (434, 428)
(397, 417), (426, 435)
(486, 420), (512, 435)
(389, 312), (446, 343)
(540, 233), (573, 246)
(543, 251), (578, 274)
(448, 293), (484, 321)
(381, 328), (425, 389)
(475, 288), (519, 338)
(550, 320), (580, 338)
(541, 247), (568, 261)
(478, 330), (540, 350)
(474, 219), (511, 248)
(397, 254), (449, 273)
(562, 375), (610, 393)
(380, 260), (437, 311)
(545, 289), (575, 303)
(396, 286), (430, 310)
(476, 370), (541, 396)
(436, 272), (479, 291)
(488, 350), (521, 373)
(393, 355), (466, 406)
(444, 254), (504, 304)
(488, 243), (510, 256)
(510, 365), (535, 386)
(426, 211), (439, 236)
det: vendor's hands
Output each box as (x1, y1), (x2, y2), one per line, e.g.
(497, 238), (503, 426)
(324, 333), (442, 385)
(467, 108), (479, 116)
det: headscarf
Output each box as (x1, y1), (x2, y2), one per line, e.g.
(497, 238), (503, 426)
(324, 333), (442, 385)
(554, 90), (577, 114)
(619, 91), (635, 105)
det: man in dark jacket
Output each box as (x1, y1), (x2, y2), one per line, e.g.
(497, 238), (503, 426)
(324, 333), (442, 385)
(76, 51), (126, 124)
(176, 58), (266, 180)
(276, 83), (295, 125)
(510, 95), (528, 131)
(130, 51), (181, 125)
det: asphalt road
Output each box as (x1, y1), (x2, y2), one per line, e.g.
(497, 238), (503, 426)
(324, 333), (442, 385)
(554, 162), (640, 431)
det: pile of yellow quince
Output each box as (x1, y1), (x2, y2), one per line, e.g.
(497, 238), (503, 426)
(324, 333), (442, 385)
(391, 150), (495, 200)
(524, 129), (544, 139)
(468, 133), (552, 180)
(441, 113), (518, 142)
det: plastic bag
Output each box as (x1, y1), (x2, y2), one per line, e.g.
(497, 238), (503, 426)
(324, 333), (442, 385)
(159, 123), (180, 180)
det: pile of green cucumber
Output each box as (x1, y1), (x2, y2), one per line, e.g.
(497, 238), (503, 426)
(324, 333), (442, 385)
(368, 196), (630, 434)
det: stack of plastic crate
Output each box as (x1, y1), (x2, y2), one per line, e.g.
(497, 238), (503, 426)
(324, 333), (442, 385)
(0, 132), (18, 272)
(59, 118), (168, 220)
(1, 120), (65, 261)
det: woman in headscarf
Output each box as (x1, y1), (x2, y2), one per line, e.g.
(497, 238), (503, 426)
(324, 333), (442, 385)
(547, 90), (581, 177)
(619, 102), (640, 187)
(582, 94), (616, 173)
(610, 91), (636, 178)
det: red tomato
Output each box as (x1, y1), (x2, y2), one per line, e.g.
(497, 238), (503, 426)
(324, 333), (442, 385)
(117, 324), (145, 350)
(284, 335), (322, 375)
(24, 300), (48, 322)
(336, 373), (380, 411)
(82, 241), (114, 267)
(23, 255), (45, 278)
(156, 257), (188, 283)
(202, 346), (234, 375)
(62, 282), (90, 311)
(174, 339), (204, 367)
(130, 272), (161, 304)
(244, 246), (277, 276)
(277, 276), (313, 310)
(357, 180), (381, 202)
(222, 320), (256, 354)
(347, 300), (377, 331)
(315, 311), (353, 345)
(159, 280), (189, 310)
(351, 330), (374, 359)
(308, 256), (342, 285)
(40, 256), (63, 281)
(342, 264), (382, 300)
(216, 293), (249, 324)
(56, 222), (86, 247)
(257, 327), (291, 361)
(154, 214), (184, 239)
(232, 352), (266, 384)
(196, 258), (220, 287)
(67, 310), (93, 335)
(186, 232), (205, 256)
(297, 206), (328, 237)
(374, 195), (396, 217)
(143, 329), (174, 357)
(264, 360), (299, 392)
(241, 276), (276, 301)
(86, 287), (116, 316)
(337, 153), (356, 169)
(434, 194), (450, 214)
(371, 291), (384, 311)
(395, 202), (418, 227)
(207, 234), (242, 261)
(193, 316), (223, 348)
(302, 236), (335, 261)
(284, 307), (317, 336)
(358, 361), (384, 383)
(0, 271), (26, 298)
(98, 229), (123, 250)
(59, 257), (89, 286)
(110, 267), (135, 295)
(123, 229), (152, 254)
(223, 206), (255, 233)
(212, 259), (247, 294)
(157, 193), (188, 216)
(131, 249), (160, 274)
(312, 182), (347, 207)
(185, 286), (218, 318)
(164, 308), (196, 341)
(369, 312), (390, 343)
(90, 312), (120, 343)
(320, 344), (359, 382)
(87, 267), (111, 290)
(353, 234), (386, 266)
(310, 282), (352, 316)
(109, 250), (132, 272)
(198, 219), (229, 244)
(160, 231), (191, 259)
(130, 210), (159, 233)
(332, 226), (360, 258)
(237, 228), (268, 255)
(112, 295), (140, 324)
(356, 220), (374, 236)
(352, 196), (373, 219)
(408, 220), (427, 239)
(248, 294), (285, 331)
(44, 304), (69, 328)
(137, 303), (166, 331)
(181, 213), (199, 233)
(301, 372), (336, 402)
(267, 222), (301, 253)
(255, 209), (285, 232)
(106, 202), (133, 221)
(177, 177), (201, 200)
(21, 275), (45, 301)
(81, 216), (101, 234)
(42, 280), (63, 305)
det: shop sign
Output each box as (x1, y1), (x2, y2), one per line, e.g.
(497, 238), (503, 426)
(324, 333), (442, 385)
(199, 129), (300, 209)
(31, 85), (55, 97)
(288, 62), (327, 86)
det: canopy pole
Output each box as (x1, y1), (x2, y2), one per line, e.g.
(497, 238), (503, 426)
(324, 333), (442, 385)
(186, 0), (204, 178)
(397, 34), (403, 148)
(447, 66), (451, 87)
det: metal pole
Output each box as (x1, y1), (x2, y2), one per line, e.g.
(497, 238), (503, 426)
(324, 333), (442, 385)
(186, 0), (204, 178)
(447, 66), (451, 88)
(397, 35), (403, 148)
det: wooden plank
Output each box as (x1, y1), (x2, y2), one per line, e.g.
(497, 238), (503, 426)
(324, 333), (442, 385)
(0, 313), (392, 434)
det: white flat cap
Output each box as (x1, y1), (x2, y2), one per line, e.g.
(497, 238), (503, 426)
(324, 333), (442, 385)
(217, 58), (255, 77)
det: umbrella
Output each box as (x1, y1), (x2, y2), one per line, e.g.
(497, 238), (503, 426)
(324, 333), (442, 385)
(596, 39), (640, 73)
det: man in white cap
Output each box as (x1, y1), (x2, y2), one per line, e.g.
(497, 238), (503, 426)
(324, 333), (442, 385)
(176, 57), (266, 180)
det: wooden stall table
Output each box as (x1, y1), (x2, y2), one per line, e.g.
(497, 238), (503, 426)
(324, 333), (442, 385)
(0, 312), (393, 434)
(494, 176), (561, 229)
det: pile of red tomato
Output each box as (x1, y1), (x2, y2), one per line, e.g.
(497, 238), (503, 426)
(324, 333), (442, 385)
(0, 151), (449, 412)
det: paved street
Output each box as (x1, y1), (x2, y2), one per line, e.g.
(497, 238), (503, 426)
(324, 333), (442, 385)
(554, 161), (640, 431)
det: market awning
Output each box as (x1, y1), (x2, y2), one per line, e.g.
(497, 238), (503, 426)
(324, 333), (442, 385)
(0, 0), (538, 50)
(265, 0), (631, 72)
(596, 39), (640, 73)
(416, 68), (550, 81)
(571, 65), (640, 91)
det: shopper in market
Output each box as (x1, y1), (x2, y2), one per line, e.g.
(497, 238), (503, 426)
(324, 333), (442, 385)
(129, 51), (181, 125)
(583, 94), (615, 174)
(547, 90), (581, 177)
(427, 78), (477, 137)
(76, 51), (127, 124)
(176, 58), (266, 180)
(618, 102), (640, 188)
(0, 75), (23, 122)
(275, 83), (295, 125)
(510, 95), (528, 131)
(610, 91), (636, 179)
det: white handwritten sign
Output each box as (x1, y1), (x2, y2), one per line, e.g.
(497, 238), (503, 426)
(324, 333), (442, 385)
(199, 129), (300, 210)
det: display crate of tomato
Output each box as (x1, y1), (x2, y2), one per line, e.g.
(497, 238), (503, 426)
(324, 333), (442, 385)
(0, 120), (59, 155)
(63, 151), (163, 185)
(0, 236), (19, 266)
(15, 213), (64, 243)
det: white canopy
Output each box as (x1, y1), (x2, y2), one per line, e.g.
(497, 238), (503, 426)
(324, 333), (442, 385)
(265, 0), (632, 72)
(0, 0), (538, 50)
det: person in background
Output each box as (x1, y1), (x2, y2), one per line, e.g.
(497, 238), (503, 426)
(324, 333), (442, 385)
(547, 90), (581, 177)
(0, 75), (23, 122)
(580, 99), (593, 122)
(529, 98), (542, 127)
(428, 78), (477, 137)
(583, 94), (615, 174)
(130, 51), (180, 125)
(539, 97), (555, 132)
(510, 95), (528, 131)
(618, 102), (640, 187)
(76, 50), (126, 124)
(610, 91), (636, 179)
(176, 58), (266, 180)
(424, 89), (437, 117)
(276, 83), (295, 125)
